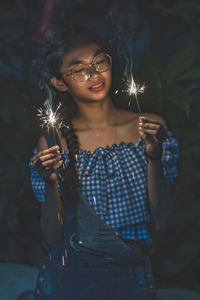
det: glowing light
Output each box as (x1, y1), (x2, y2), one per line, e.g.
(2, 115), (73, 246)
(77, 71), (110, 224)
(37, 102), (70, 131)
(122, 73), (145, 114)
(126, 77), (145, 97)
(84, 74), (90, 80)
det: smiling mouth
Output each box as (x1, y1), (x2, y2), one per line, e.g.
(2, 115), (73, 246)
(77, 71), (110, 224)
(89, 81), (104, 91)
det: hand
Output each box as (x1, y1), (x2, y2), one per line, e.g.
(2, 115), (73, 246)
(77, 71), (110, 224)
(138, 116), (168, 159)
(32, 145), (63, 183)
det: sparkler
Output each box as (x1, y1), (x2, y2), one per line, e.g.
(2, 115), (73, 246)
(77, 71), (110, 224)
(36, 80), (70, 144)
(36, 80), (69, 201)
(122, 73), (145, 114)
(37, 101), (68, 131)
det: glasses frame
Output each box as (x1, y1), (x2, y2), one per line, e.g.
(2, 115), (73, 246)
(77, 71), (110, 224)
(61, 53), (112, 82)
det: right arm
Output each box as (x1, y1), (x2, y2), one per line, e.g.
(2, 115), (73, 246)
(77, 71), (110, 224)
(32, 136), (64, 248)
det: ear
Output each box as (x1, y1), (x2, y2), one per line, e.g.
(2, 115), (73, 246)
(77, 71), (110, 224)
(50, 77), (69, 92)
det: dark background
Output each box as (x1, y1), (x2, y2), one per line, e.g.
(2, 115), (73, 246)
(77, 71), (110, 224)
(1, 0), (200, 291)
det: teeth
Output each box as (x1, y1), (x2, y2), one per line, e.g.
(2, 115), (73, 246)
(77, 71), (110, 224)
(92, 82), (103, 88)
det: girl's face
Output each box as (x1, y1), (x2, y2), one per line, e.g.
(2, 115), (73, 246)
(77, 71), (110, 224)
(55, 43), (112, 104)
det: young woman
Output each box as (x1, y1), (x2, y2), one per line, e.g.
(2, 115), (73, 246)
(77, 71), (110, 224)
(30, 26), (178, 300)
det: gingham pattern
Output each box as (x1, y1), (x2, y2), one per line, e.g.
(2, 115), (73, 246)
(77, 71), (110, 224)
(29, 131), (178, 243)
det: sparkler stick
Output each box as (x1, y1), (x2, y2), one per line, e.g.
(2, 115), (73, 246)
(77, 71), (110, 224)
(35, 80), (70, 224)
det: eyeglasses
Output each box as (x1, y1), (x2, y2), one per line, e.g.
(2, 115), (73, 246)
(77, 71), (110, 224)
(61, 53), (112, 82)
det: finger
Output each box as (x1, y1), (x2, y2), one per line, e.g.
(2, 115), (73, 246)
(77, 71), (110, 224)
(39, 153), (61, 163)
(44, 159), (63, 170)
(140, 116), (160, 124)
(42, 157), (63, 167)
(53, 160), (63, 170)
(139, 129), (160, 143)
(139, 122), (160, 130)
(139, 116), (167, 128)
(32, 145), (60, 162)
(32, 154), (61, 170)
(138, 127), (158, 136)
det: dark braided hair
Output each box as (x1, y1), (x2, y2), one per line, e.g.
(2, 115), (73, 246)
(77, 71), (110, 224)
(43, 26), (106, 202)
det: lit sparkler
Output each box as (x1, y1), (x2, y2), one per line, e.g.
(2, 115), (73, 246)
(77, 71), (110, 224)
(122, 73), (145, 114)
(37, 101), (68, 131)
(36, 79), (70, 139)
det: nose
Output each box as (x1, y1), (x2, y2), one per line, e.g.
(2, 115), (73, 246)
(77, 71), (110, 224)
(88, 65), (100, 79)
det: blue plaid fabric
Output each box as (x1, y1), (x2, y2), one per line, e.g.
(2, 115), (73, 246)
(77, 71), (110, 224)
(29, 131), (179, 244)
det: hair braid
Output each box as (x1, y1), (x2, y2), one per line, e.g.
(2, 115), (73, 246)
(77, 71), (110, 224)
(60, 96), (81, 202)
(41, 26), (106, 202)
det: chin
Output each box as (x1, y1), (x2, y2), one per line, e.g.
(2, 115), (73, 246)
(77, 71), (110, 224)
(91, 93), (109, 102)
(89, 87), (110, 101)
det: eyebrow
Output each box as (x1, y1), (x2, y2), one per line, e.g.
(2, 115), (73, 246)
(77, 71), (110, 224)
(67, 47), (105, 68)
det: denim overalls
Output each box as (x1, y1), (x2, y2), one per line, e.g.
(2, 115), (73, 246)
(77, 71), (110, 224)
(34, 130), (157, 300)
(35, 192), (156, 300)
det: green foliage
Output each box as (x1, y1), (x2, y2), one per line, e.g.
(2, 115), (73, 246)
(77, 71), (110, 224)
(139, 44), (198, 115)
(164, 45), (197, 87)
(138, 44), (200, 285)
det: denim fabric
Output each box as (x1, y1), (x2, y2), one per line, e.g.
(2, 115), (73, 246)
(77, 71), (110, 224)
(35, 192), (156, 300)
(35, 247), (156, 300)
(75, 194), (146, 258)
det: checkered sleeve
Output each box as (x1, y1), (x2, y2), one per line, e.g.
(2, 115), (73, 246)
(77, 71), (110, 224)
(28, 149), (46, 202)
(28, 148), (62, 202)
(162, 131), (179, 183)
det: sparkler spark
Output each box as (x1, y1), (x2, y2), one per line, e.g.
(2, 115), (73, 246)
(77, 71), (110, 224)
(126, 79), (145, 97)
(35, 80), (70, 175)
(122, 73), (145, 113)
(37, 102), (70, 131)
(37, 79), (70, 133)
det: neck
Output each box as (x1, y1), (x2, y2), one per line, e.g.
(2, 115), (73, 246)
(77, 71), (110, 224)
(75, 96), (118, 129)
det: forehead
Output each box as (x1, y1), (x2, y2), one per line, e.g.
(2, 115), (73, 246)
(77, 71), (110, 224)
(60, 43), (103, 70)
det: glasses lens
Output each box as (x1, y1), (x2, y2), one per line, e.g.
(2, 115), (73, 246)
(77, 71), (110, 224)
(94, 53), (111, 73)
(70, 53), (112, 82)
(71, 65), (90, 82)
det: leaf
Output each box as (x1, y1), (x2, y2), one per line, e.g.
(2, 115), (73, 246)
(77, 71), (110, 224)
(179, 66), (200, 81)
(164, 45), (197, 87)
(140, 48), (162, 89)
(165, 88), (192, 115)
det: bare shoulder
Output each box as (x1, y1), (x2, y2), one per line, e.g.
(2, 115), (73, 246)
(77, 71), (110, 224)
(116, 108), (139, 125)
(142, 112), (167, 127)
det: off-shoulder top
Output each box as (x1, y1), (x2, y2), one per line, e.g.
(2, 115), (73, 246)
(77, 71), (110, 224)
(29, 131), (179, 244)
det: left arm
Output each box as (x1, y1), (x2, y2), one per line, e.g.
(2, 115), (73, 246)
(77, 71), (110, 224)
(139, 114), (173, 229)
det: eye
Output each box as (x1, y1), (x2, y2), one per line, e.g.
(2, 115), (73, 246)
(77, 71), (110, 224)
(96, 59), (106, 65)
(73, 68), (85, 74)
(72, 64), (87, 74)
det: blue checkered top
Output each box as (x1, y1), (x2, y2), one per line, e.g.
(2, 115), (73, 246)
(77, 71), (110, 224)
(29, 131), (178, 244)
